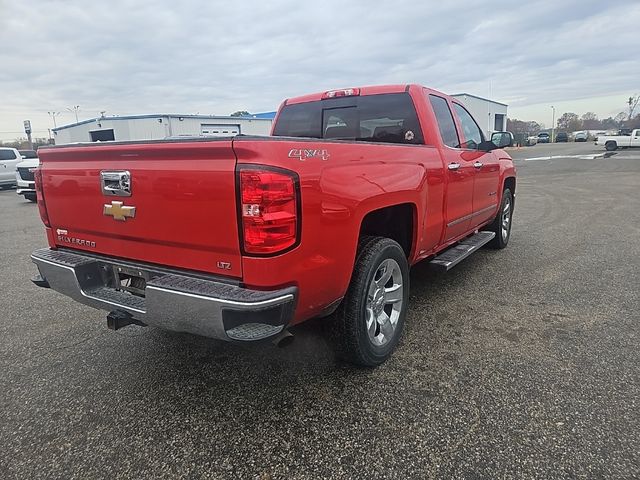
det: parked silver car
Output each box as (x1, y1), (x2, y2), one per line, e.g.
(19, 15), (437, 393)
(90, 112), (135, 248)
(574, 131), (588, 142)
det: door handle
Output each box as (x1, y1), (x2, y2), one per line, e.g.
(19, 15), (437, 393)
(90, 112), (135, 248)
(473, 161), (483, 168)
(448, 162), (460, 171)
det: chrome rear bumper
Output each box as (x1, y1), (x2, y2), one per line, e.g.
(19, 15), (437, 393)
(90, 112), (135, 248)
(31, 248), (296, 341)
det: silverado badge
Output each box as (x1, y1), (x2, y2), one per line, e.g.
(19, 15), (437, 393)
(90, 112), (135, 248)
(104, 201), (136, 221)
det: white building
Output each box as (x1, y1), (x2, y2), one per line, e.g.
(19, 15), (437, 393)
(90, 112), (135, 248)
(452, 93), (508, 137)
(52, 114), (273, 145)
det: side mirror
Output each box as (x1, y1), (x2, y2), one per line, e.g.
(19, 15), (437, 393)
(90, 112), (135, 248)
(21, 155), (27, 159)
(491, 132), (513, 148)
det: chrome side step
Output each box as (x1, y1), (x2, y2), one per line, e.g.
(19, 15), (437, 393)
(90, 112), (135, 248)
(429, 231), (495, 272)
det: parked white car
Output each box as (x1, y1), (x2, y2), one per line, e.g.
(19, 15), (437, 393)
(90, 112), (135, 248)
(573, 131), (588, 142)
(596, 129), (640, 151)
(0, 147), (22, 188)
(15, 149), (39, 202)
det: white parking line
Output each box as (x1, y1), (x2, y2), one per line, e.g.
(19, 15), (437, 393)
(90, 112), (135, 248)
(524, 153), (608, 161)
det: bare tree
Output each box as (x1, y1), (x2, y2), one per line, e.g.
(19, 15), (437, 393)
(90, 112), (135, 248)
(557, 112), (581, 131)
(506, 118), (541, 135)
(628, 95), (640, 120)
(581, 112), (599, 130)
(614, 112), (628, 125)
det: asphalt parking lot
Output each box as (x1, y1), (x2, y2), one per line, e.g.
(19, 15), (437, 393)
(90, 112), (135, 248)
(1, 142), (638, 479)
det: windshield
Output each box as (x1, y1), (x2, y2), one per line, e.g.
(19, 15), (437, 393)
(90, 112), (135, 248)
(273, 93), (424, 145)
(18, 150), (38, 158)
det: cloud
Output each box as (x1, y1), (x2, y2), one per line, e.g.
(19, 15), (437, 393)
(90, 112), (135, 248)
(1, 0), (638, 139)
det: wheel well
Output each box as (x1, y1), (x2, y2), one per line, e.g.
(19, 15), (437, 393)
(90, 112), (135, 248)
(359, 203), (415, 258)
(504, 176), (516, 197)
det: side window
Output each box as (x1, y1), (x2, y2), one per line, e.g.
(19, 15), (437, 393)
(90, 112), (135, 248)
(429, 95), (460, 148)
(0, 150), (18, 160)
(453, 103), (483, 149)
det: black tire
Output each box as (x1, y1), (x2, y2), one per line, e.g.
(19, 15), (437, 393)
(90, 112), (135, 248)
(605, 141), (617, 151)
(24, 193), (37, 203)
(333, 236), (409, 367)
(486, 188), (513, 249)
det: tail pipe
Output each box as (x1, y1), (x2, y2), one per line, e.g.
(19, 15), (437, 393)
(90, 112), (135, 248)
(271, 328), (294, 348)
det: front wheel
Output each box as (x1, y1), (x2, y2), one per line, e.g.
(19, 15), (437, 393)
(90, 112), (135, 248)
(333, 236), (409, 367)
(486, 188), (513, 249)
(24, 193), (37, 203)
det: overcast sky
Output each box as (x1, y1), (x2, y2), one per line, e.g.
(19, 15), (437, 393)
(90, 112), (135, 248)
(1, 0), (639, 140)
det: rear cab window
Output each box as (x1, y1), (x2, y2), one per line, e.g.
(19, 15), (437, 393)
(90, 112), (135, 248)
(273, 93), (424, 145)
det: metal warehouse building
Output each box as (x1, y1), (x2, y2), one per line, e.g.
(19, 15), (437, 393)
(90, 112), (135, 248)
(52, 114), (274, 145)
(452, 93), (508, 137)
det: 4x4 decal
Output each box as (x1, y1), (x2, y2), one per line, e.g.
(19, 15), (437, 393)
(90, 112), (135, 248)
(288, 148), (330, 161)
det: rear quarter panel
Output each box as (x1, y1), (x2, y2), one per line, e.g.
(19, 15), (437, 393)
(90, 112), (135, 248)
(234, 137), (444, 324)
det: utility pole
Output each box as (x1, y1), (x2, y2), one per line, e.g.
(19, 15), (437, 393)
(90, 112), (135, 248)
(551, 106), (556, 143)
(67, 105), (80, 124)
(48, 111), (60, 128)
(48, 112), (61, 144)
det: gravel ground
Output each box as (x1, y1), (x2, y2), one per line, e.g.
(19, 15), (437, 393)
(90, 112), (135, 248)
(1, 143), (638, 479)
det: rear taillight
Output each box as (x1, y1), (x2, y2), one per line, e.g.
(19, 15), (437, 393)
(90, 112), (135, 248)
(238, 167), (299, 255)
(32, 168), (50, 227)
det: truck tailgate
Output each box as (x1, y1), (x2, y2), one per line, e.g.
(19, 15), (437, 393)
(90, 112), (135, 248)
(38, 140), (242, 278)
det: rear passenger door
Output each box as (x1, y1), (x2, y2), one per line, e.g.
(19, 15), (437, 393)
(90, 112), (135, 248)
(428, 95), (475, 242)
(452, 103), (501, 227)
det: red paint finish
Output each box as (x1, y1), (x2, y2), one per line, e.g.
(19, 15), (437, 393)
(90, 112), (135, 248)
(36, 84), (515, 326)
(234, 138), (433, 322)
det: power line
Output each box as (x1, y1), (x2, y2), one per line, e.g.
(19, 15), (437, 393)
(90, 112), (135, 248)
(0, 130), (50, 134)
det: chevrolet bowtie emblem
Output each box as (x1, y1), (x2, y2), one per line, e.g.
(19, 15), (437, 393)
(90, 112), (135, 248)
(104, 201), (136, 221)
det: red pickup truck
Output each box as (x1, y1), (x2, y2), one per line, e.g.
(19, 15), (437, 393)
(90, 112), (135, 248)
(31, 84), (515, 366)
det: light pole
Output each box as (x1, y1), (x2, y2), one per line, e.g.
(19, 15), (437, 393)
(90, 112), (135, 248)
(47, 111), (60, 129)
(67, 105), (80, 124)
(551, 106), (556, 143)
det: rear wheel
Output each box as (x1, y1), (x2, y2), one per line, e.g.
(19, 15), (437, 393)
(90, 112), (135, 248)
(486, 188), (513, 249)
(333, 236), (409, 367)
(605, 141), (617, 151)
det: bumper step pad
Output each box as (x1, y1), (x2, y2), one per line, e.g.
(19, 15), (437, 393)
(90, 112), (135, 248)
(226, 323), (284, 341)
